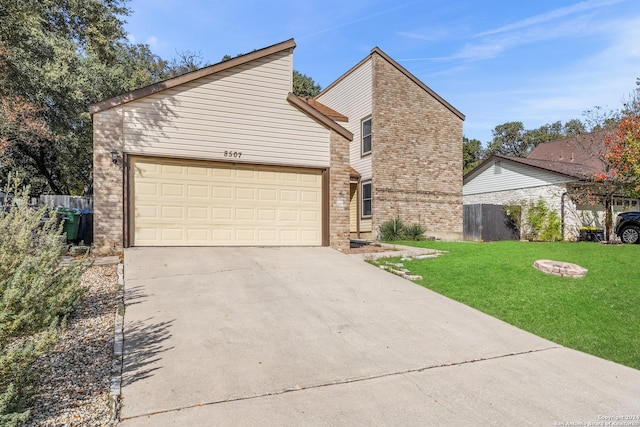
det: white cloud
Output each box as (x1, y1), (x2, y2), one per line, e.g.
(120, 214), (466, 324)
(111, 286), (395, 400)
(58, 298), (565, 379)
(444, 12), (598, 61)
(477, 0), (628, 37)
(454, 12), (640, 141)
(396, 26), (452, 42)
(431, 0), (629, 62)
(298, 0), (424, 40)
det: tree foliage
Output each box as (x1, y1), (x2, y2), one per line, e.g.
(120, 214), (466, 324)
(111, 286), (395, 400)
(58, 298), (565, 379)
(600, 111), (640, 193)
(583, 81), (640, 238)
(293, 70), (321, 98)
(463, 136), (483, 173)
(0, 178), (86, 424)
(165, 50), (208, 78)
(0, 0), (200, 195)
(485, 119), (591, 159)
(0, 0), (321, 195)
(0, 0), (131, 194)
(564, 118), (587, 136)
(485, 121), (529, 157)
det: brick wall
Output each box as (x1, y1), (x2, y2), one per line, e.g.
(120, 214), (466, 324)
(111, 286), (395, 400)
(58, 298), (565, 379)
(371, 54), (463, 240)
(92, 108), (125, 255)
(329, 129), (351, 251)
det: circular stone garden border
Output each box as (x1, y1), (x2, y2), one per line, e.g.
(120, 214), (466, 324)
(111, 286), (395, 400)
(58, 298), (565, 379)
(533, 260), (588, 278)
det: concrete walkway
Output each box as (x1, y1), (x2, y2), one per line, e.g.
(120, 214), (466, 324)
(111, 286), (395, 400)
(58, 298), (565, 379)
(118, 247), (640, 426)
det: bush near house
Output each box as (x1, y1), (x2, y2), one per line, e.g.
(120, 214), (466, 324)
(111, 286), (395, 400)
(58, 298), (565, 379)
(0, 178), (86, 426)
(379, 218), (427, 241)
(505, 199), (562, 242)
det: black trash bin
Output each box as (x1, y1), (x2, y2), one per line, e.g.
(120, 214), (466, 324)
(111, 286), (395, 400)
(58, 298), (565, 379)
(77, 209), (93, 245)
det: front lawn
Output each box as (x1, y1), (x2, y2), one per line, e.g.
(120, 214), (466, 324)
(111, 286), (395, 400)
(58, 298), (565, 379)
(385, 241), (640, 370)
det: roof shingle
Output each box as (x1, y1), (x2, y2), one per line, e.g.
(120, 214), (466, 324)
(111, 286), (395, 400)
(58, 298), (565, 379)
(299, 98), (348, 122)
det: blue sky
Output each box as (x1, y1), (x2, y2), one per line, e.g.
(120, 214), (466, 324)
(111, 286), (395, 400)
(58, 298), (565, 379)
(124, 0), (640, 144)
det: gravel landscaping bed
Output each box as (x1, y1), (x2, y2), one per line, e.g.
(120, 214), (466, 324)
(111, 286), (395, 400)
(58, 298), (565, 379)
(23, 263), (121, 427)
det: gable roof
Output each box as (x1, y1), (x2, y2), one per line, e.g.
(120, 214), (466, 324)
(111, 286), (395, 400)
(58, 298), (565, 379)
(316, 47), (465, 121)
(464, 131), (611, 183)
(90, 39), (297, 114)
(463, 154), (580, 184)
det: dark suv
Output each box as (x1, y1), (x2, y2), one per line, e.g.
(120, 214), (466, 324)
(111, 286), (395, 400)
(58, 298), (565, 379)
(615, 211), (640, 244)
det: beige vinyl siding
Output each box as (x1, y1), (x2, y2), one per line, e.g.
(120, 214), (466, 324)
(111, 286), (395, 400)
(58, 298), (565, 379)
(349, 183), (358, 232)
(316, 58), (372, 179)
(463, 160), (575, 196)
(122, 50), (330, 168)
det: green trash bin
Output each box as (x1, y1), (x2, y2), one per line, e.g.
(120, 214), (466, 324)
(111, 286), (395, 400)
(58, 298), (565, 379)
(59, 208), (81, 242)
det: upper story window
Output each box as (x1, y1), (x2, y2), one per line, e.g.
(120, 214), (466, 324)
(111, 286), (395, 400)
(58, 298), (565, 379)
(361, 117), (372, 156)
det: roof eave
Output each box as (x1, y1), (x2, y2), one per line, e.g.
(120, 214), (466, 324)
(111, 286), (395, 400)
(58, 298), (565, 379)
(287, 93), (353, 141)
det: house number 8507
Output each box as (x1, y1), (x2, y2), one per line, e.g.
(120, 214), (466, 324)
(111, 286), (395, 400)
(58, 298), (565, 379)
(224, 151), (242, 158)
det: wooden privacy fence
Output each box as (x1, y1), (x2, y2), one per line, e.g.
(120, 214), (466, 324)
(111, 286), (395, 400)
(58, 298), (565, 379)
(464, 204), (520, 241)
(40, 195), (93, 210)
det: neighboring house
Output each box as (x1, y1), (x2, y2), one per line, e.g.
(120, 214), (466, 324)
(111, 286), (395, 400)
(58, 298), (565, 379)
(90, 39), (464, 254)
(463, 131), (640, 240)
(315, 47), (465, 240)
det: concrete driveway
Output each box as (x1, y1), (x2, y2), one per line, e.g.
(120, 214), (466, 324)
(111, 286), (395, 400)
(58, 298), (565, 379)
(119, 247), (640, 426)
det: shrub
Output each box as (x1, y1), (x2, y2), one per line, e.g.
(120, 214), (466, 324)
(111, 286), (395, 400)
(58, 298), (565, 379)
(379, 218), (406, 241)
(379, 218), (427, 241)
(403, 223), (427, 241)
(540, 210), (562, 242)
(0, 178), (86, 425)
(523, 199), (562, 242)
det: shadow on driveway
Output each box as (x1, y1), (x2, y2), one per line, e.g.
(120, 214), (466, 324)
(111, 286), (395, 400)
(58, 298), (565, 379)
(122, 285), (174, 387)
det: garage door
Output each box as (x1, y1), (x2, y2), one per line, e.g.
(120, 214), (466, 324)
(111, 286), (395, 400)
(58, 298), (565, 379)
(131, 157), (324, 246)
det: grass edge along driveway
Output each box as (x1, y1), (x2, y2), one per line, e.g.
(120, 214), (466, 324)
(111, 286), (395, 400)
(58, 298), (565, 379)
(378, 241), (639, 371)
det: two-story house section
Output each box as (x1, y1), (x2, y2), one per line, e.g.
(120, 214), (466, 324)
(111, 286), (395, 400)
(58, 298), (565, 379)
(316, 47), (465, 240)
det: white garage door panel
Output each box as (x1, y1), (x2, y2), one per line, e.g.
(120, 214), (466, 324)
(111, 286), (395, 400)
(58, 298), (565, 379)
(132, 158), (323, 246)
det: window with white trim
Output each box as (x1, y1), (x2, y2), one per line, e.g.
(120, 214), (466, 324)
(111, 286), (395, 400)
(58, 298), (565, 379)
(362, 181), (372, 218)
(361, 117), (372, 155)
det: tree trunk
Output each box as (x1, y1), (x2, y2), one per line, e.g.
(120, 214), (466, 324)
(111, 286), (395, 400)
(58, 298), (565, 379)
(604, 196), (613, 241)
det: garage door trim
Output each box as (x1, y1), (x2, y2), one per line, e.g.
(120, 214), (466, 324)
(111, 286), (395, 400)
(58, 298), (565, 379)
(125, 155), (329, 247)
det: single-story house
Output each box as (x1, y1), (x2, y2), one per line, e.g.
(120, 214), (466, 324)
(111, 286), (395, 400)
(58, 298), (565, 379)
(90, 39), (464, 254)
(463, 131), (640, 240)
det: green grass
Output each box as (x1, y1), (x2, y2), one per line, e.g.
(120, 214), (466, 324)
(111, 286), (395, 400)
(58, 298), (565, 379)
(382, 241), (640, 370)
